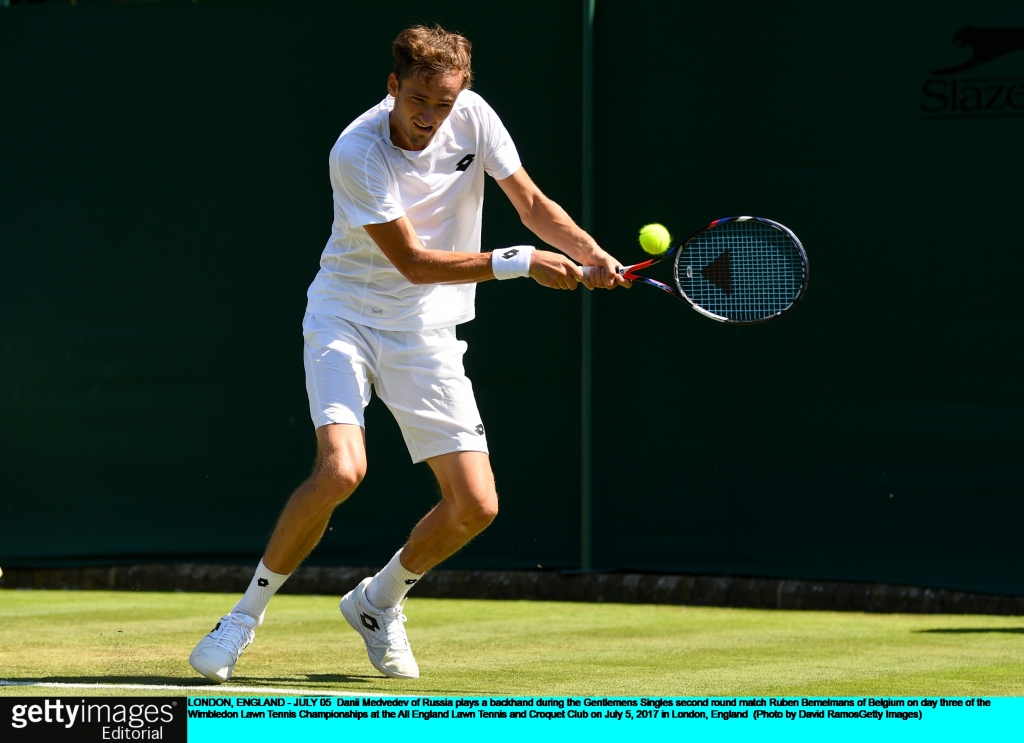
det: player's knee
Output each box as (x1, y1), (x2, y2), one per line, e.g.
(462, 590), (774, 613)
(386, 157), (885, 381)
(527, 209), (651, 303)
(460, 494), (498, 533)
(312, 461), (366, 505)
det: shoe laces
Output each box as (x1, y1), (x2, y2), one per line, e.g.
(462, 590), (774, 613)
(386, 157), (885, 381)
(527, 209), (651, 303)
(379, 604), (410, 652)
(213, 614), (254, 654)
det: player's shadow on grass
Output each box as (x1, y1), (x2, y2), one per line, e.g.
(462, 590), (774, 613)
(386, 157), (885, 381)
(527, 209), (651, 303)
(914, 628), (1024, 634)
(177, 675), (380, 685)
(208, 674), (380, 685)
(5, 675), (209, 686)
(302, 673), (381, 684)
(5, 673), (380, 686)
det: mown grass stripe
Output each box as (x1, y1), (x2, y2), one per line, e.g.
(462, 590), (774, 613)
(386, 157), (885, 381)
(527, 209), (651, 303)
(0, 680), (406, 697)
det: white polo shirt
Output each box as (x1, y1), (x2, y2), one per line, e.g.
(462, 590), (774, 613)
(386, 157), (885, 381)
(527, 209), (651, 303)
(306, 90), (522, 330)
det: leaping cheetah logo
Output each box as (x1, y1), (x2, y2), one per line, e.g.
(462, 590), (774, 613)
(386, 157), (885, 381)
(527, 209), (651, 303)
(932, 27), (1024, 76)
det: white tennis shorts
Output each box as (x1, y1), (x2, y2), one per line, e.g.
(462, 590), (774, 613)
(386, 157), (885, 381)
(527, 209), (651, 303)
(302, 312), (488, 463)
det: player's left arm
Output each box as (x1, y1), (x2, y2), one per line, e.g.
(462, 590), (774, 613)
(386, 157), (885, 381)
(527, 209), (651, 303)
(496, 167), (628, 289)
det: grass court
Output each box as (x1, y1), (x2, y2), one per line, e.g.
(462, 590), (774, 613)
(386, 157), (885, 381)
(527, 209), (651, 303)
(2, 589), (1023, 698)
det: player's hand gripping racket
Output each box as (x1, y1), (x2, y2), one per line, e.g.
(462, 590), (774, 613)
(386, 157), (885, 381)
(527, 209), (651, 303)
(583, 216), (808, 323)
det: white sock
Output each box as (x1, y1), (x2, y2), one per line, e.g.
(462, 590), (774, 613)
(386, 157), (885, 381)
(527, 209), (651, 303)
(365, 549), (423, 609)
(232, 560), (289, 625)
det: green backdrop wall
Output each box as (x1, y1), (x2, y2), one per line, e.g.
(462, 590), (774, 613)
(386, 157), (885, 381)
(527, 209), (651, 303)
(1, 1), (1022, 596)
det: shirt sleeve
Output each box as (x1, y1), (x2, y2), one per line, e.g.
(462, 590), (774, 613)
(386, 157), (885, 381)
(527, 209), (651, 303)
(479, 102), (522, 181)
(330, 139), (405, 227)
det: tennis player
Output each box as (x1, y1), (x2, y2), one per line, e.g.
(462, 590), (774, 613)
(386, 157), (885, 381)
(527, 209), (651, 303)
(189, 24), (625, 682)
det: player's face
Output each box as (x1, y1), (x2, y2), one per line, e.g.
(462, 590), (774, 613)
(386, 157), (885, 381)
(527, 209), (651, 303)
(387, 71), (463, 151)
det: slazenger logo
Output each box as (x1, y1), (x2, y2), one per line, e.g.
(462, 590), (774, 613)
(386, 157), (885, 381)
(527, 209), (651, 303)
(10, 699), (176, 730)
(921, 27), (1024, 118)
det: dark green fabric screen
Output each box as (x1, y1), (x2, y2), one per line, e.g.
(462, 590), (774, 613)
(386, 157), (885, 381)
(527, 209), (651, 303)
(2, 1), (1022, 597)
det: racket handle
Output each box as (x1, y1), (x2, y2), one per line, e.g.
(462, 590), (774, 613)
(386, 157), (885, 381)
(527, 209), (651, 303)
(580, 265), (626, 279)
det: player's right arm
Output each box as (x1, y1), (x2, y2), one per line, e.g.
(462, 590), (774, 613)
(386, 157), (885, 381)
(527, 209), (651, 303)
(364, 217), (590, 290)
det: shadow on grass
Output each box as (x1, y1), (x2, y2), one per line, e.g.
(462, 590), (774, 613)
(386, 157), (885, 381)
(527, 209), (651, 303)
(914, 628), (1024, 634)
(2, 676), (206, 686)
(303, 674), (380, 684)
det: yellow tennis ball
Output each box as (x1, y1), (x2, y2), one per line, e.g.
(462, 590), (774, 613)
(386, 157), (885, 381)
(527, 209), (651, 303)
(638, 223), (671, 254)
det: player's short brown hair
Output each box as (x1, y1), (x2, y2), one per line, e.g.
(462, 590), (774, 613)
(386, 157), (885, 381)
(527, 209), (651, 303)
(392, 25), (474, 90)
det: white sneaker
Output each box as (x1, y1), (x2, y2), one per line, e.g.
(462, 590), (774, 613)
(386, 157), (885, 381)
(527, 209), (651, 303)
(340, 577), (420, 679)
(188, 612), (258, 683)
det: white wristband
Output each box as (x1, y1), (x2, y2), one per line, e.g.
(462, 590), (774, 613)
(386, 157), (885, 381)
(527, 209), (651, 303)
(491, 245), (535, 280)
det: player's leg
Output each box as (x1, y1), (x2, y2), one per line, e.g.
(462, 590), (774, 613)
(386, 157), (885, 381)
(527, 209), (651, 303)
(397, 450), (497, 573)
(370, 324), (495, 582)
(188, 424), (366, 684)
(261, 423), (366, 576)
(339, 452), (496, 680)
(340, 326), (493, 679)
(229, 422), (365, 619)
(356, 450), (496, 611)
(189, 313), (376, 683)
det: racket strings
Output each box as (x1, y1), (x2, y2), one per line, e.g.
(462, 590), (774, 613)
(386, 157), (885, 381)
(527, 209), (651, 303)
(676, 221), (804, 322)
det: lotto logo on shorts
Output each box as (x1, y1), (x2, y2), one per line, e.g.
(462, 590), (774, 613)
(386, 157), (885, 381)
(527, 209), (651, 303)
(475, 424), (485, 435)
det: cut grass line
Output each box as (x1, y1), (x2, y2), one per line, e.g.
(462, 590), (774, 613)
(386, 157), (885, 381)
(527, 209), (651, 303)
(0, 681), (402, 697)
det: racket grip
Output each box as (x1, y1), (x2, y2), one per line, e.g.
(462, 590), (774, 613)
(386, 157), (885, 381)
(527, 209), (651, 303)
(580, 265), (625, 279)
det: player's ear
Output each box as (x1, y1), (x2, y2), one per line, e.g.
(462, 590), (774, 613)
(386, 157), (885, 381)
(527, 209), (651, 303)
(387, 73), (399, 98)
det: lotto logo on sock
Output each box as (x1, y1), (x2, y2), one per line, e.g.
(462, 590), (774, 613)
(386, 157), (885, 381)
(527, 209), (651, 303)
(405, 579), (418, 585)
(257, 578), (269, 587)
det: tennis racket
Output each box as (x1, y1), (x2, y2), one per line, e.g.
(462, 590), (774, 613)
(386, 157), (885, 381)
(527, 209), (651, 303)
(583, 216), (808, 324)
